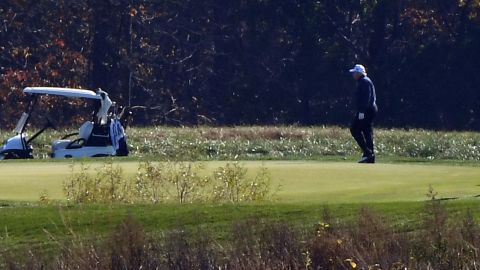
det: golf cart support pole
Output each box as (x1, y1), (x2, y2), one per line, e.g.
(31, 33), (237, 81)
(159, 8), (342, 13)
(20, 95), (38, 134)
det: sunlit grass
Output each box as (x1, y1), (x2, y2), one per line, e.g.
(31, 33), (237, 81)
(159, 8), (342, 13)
(1, 161), (479, 203)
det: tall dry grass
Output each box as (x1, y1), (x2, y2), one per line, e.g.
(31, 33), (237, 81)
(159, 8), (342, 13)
(4, 126), (480, 160)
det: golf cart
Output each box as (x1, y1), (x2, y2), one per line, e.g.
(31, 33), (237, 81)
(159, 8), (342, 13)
(0, 87), (129, 159)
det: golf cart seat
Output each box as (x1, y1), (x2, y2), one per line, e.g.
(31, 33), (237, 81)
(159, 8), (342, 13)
(52, 121), (94, 150)
(86, 123), (111, 146)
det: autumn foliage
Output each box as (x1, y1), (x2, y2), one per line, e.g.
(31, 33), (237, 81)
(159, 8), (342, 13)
(1, 1), (480, 129)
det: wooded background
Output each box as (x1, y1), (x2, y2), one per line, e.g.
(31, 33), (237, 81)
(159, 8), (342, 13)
(1, 0), (480, 129)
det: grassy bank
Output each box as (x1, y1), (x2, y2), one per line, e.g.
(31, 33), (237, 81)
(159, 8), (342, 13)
(1, 199), (479, 250)
(3, 199), (480, 269)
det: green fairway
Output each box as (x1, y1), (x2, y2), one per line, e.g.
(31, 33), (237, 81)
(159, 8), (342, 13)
(2, 160), (480, 251)
(1, 160), (480, 203)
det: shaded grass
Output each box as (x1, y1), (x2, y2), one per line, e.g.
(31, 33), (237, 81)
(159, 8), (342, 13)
(1, 199), (480, 252)
(5, 202), (480, 269)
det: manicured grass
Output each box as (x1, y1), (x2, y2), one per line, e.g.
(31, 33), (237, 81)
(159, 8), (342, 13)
(0, 160), (479, 203)
(2, 159), (480, 250)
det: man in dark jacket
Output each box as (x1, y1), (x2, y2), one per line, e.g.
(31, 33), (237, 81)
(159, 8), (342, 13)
(349, 64), (378, 163)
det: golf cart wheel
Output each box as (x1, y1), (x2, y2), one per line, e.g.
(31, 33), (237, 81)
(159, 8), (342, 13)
(92, 154), (110, 157)
(0, 150), (33, 159)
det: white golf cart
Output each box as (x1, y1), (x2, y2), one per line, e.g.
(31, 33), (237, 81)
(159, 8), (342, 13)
(0, 87), (129, 159)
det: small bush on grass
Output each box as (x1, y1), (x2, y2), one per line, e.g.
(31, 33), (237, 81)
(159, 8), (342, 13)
(134, 161), (209, 203)
(211, 162), (273, 202)
(64, 160), (131, 203)
(167, 162), (209, 203)
(134, 161), (167, 203)
(38, 190), (51, 205)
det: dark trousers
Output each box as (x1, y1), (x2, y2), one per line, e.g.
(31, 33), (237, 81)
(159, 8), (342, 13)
(350, 107), (377, 156)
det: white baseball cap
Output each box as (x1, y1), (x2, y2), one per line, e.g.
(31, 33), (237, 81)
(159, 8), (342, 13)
(349, 64), (367, 75)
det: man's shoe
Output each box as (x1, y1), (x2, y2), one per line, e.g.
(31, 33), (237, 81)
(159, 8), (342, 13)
(358, 154), (375, 164)
(358, 156), (370, 163)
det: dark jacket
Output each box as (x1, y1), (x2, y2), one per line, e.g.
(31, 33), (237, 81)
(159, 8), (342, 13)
(355, 75), (377, 114)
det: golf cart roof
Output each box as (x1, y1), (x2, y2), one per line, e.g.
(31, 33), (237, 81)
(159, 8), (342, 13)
(23, 87), (102, 100)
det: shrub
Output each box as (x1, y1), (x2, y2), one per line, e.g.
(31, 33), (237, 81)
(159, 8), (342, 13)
(64, 160), (275, 204)
(64, 160), (132, 203)
(165, 162), (210, 203)
(38, 190), (51, 205)
(134, 161), (168, 203)
(211, 162), (273, 202)
(134, 161), (210, 203)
